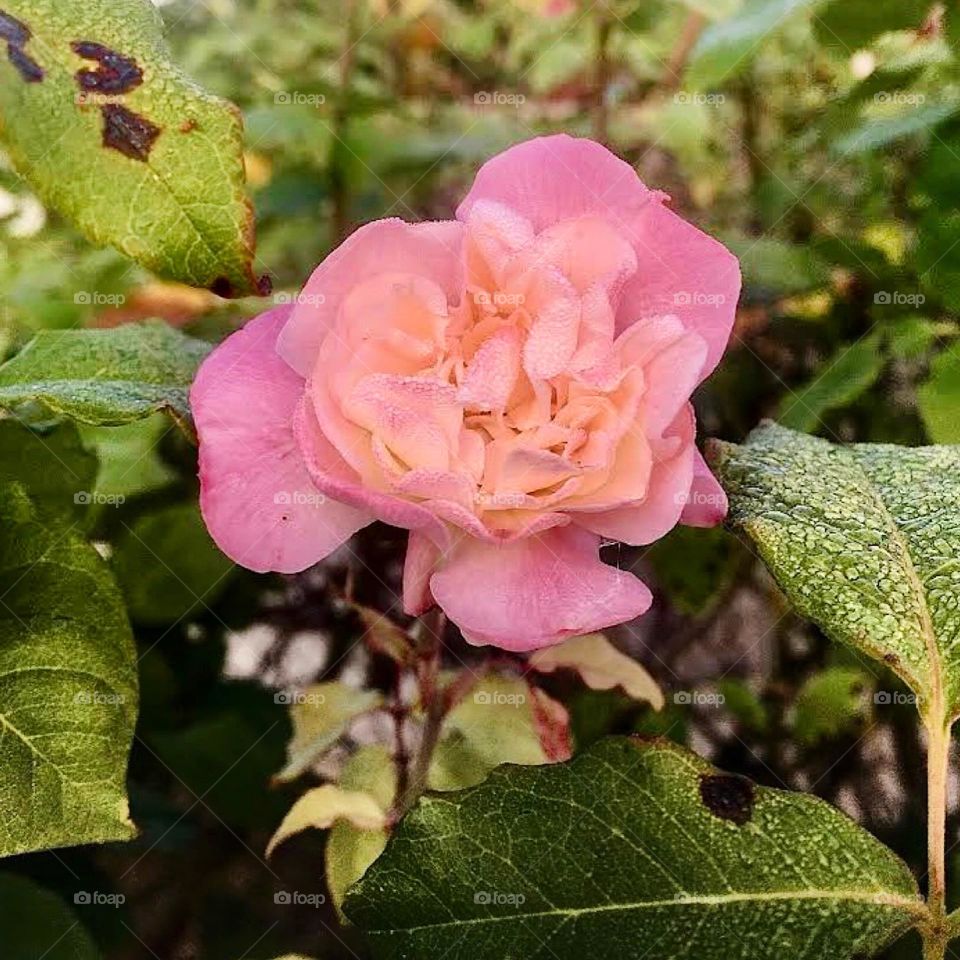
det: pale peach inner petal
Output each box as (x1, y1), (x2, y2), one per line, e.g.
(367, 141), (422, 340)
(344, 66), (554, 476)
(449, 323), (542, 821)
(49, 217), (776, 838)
(310, 205), (705, 535)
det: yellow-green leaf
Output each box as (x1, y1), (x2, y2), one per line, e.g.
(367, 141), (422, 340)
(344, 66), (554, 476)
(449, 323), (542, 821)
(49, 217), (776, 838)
(529, 633), (664, 710)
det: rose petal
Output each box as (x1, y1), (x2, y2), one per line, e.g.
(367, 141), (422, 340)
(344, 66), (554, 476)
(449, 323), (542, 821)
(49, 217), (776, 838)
(457, 134), (657, 233)
(276, 219), (464, 377)
(430, 525), (652, 651)
(191, 307), (371, 573)
(576, 405), (696, 545)
(293, 393), (453, 549)
(617, 201), (740, 381)
(680, 449), (728, 527)
(402, 531), (441, 616)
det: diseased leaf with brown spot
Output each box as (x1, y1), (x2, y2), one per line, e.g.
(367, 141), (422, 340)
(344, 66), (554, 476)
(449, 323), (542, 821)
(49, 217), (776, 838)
(0, 0), (269, 296)
(699, 773), (755, 825)
(346, 738), (924, 960)
(0, 8), (42, 81)
(72, 40), (142, 94)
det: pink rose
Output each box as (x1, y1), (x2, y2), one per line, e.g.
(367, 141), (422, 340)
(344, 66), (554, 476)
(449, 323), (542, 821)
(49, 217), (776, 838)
(191, 135), (740, 651)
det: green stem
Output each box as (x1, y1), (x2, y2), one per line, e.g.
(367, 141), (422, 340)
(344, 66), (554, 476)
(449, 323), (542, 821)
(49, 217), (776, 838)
(923, 714), (951, 959)
(592, 4), (612, 145)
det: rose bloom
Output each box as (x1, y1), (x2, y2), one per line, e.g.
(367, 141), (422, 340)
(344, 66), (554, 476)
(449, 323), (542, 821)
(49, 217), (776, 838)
(191, 136), (740, 651)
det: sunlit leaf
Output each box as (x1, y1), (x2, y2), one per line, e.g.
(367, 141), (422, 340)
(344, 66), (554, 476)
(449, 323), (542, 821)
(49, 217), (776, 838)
(529, 634), (663, 709)
(277, 683), (384, 783)
(0, 0), (269, 295)
(0, 483), (137, 857)
(710, 422), (960, 720)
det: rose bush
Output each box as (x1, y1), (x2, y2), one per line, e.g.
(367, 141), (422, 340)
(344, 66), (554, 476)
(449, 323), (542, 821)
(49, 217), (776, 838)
(191, 135), (740, 650)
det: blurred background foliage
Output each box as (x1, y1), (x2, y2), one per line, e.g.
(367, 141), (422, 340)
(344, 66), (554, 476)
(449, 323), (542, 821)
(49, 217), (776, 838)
(2, 0), (960, 957)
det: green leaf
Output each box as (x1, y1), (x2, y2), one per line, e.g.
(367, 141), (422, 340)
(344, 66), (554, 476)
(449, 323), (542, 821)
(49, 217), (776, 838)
(688, 0), (825, 86)
(717, 678), (770, 733)
(0, 0), (269, 296)
(0, 873), (101, 959)
(79, 414), (177, 500)
(709, 422), (960, 720)
(277, 682), (384, 783)
(326, 745), (395, 912)
(0, 418), (97, 518)
(918, 342), (960, 443)
(345, 738), (922, 959)
(918, 210), (960, 313)
(647, 525), (740, 616)
(791, 667), (874, 745)
(267, 785), (386, 858)
(0, 322), (210, 431)
(816, 0), (930, 49)
(112, 502), (235, 624)
(832, 101), (959, 156)
(777, 333), (886, 432)
(724, 235), (831, 295)
(0, 483), (137, 857)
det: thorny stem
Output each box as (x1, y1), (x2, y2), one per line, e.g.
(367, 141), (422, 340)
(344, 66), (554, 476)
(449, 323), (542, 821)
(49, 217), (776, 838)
(923, 714), (951, 960)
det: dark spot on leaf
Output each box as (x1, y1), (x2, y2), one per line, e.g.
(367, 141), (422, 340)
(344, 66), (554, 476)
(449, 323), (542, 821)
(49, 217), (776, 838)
(71, 40), (142, 94)
(0, 9), (29, 45)
(101, 104), (161, 162)
(1, 8), (43, 82)
(211, 277), (235, 298)
(7, 44), (42, 82)
(257, 274), (273, 296)
(699, 773), (755, 826)
(883, 652), (899, 665)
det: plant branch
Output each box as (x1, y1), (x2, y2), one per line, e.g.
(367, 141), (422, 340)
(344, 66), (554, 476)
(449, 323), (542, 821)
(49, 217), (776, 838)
(923, 713), (952, 960)
(389, 608), (448, 823)
(592, 3), (612, 145)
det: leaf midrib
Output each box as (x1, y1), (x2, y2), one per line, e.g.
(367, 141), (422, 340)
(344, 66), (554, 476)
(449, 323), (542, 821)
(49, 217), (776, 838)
(366, 888), (926, 935)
